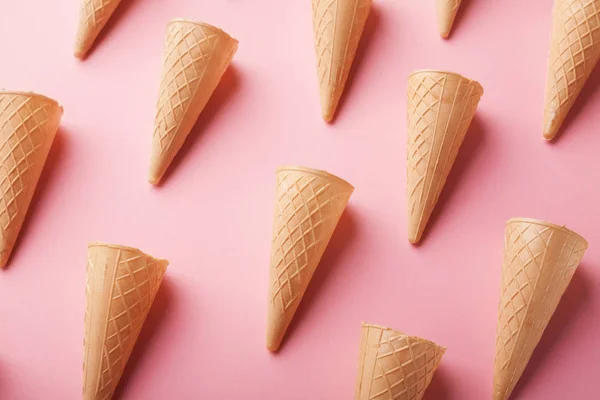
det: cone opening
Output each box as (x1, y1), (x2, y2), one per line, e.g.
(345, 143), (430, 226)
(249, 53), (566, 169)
(506, 218), (588, 247)
(276, 166), (354, 190)
(408, 70), (483, 94)
(361, 323), (446, 353)
(87, 242), (169, 264)
(0, 91), (62, 110)
(167, 19), (238, 44)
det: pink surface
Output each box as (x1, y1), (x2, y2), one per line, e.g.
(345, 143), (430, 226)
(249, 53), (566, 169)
(0, 0), (599, 399)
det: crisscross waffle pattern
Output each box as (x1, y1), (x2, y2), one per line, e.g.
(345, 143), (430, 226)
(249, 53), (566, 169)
(267, 167), (353, 350)
(406, 71), (482, 243)
(356, 324), (445, 400)
(74, 0), (122, 57)
(543, 0), (600, 139)
(312, 0), (372, 120)
(493, 219), (588, 400)
(84, 243), (168, 400)
(150, 20), (237, 183)
(0, 93), (61, 267)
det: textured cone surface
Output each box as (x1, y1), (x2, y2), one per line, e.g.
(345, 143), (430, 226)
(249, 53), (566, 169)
(74, 0), (122, 58)
(406, 70), (483, 244)
(0, 92), (62, 267)
(149, 20), (238, 184)
(312, 0), (372, 121)
(436, 0), (462, 38)
(493, 218), (588, 400)
(543, 0), (600, 140)
(355, 323), (445, 400)
(267, 166), (353, 351)
(83, 243), (168, 400)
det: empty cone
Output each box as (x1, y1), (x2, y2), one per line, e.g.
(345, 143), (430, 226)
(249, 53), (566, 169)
(493, 218), (588, 400)
(0, 91), (62, 268)
(83, 243), (168, 400)
(543, 0), (600, 140)
(406, 70), (483, 244)
(149, 19), (238, 185)
(74, 0), (123, 59)
(355, 323), (445, 400)
(266, 166), (353, 351)
(436, 0), (462, 38)
(312, 0), (372, 122)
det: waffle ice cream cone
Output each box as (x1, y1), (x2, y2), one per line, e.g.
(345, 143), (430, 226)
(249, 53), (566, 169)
(0, 91), (62, 268)
(149, 19), (238, 185)
(74, 0), (123, 59)
(312, 0), (372, 122)
(493, 218), (588, 400)
(266, 166), (353, 351)
(406, 70), (483, 244)
(436, 0), (462, 38)
(83, 243), (168, 400)
(355, 323), (445, 400)
(543, 0), (600, 140)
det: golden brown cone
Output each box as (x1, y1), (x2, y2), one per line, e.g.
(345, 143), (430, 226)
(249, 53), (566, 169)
(0, 91), (62, 268)
(74, 0), (123, 59)
(406, 70), (483, 244)
(312, 0), (373, 122)
(83, 243), (168, 400)
(355, 323), (445, 400)
(493, 218), (588, 400)
(149, 20), (238, 185)
(436, 0), (462, 38)
(266, 166), (353, 351)
(543, 0), (600, 140)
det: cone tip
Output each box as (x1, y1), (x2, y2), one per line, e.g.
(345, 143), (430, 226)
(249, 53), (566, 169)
(148, 166), (164, 186)
(266, 333), (282, 352)
(322, 109), (334, 123)
(440, 31), (450, 39)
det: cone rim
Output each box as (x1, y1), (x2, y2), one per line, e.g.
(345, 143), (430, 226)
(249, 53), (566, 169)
(408, 69), (483, 95)
(167, 19), (239, 44)
(507, 218), (588, 248)
(87, 242), (169, 264)
(0, 91), (62, 111)
(276, 166), (354, 191)
(361, 322), (447, 353)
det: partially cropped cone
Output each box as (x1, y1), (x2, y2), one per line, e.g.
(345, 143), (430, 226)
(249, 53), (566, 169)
(406, 70), (483, 244)
(312, 0), (372, 122)
(266, 166), (353, 351)
(436, 0), (462, 38)
(74, 0), (123, 59)
(0, 91), (62, 268)
(493, 218), (588, 400)
(543, 0), (600, 140)
(83, 243), (168, 400)
(149, 19), (238, 185)
(355, 323), (445, 400)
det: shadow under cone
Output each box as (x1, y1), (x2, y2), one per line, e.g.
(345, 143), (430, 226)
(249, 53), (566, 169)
(543, 0), (600, 140)
(266, 166), (353, 351)
(74, 0), (123, 59)
(149, 20), (238, 185)
(355, 323), (445, 400)
(312, 0), (372, 122)
(0, 91), (62, 268)
(436, 0), (462, 38)
(493, 218), (588, 400)
(83, 243), (168, 400)
(406, 70), (483, 244)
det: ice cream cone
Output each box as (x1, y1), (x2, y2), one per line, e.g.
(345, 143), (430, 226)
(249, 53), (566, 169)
(0, 91), (62, 268)
(406, 70), (483, 244)
(149, 19), (238, 185)
(312, 0), (372, 122)
(74, 0), (123, 59)
(266, 166), (353, 351)
(83, 242), (168, 400)
(436, 0), (462, 38)
(355, 323), (445, 400)
(543, 0), (600, 140)
(493, 218), (588, 400)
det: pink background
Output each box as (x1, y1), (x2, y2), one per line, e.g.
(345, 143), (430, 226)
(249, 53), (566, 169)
(1, 0), (600, 399)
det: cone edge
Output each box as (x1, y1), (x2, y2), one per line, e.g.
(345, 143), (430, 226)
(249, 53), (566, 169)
(506, 218), (588, 248)
(361, 322), (446, 352)
(87, 242), (170, 265)
(408, 70), (483, 95)
(167, 19), (239, 45)
(276, 166), (354, 191)
(0, 91), (63, 112)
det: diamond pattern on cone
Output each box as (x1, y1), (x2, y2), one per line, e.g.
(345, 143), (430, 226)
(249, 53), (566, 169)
(493, 218), (588, 400)
(266, 166), (353, 351)
(0, 92), (62, 268)
(406, 70), (483, 244)
(312, 0), (372, 121)
(83, 243), (168, 400)
(355, 323), (445, 400)
(543, 0), (600, 140)
(435, 0), (462, 38)
(74, 0), (123, 58)
(149, 20), (238, 185)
